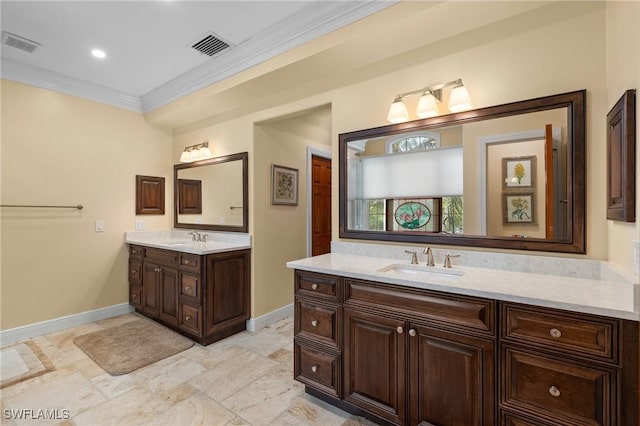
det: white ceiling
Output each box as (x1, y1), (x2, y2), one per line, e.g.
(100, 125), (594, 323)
(0, 1), (394, 112)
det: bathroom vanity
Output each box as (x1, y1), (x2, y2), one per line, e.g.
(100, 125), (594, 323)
(126, 231), (251, 345)
(288, 251), (640, 426)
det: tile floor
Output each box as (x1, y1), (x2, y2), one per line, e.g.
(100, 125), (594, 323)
(0, 314), (377, 425)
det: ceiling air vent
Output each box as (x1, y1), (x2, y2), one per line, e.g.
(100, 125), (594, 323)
(190, 32), (230, 57)
(2, 31), (41, 53)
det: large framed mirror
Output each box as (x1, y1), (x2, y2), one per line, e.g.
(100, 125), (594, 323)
(339, 90), (585, 253)
(174, 151), (248, 233)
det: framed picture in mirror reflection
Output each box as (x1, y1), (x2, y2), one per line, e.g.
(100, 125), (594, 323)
(503, 193), (536, 225)
(502, 155), (536, 191)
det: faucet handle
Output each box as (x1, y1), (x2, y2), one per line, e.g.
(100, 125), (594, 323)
(404, 250), (418, 265)
(188, 231), (198, 241)
(443, 254), (460, 268)
(202, 234), (208, 242)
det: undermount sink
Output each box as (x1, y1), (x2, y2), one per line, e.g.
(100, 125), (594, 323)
(377, 263), (465, 280)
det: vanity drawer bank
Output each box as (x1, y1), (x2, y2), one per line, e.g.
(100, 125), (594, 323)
(126, 234), (251, 345)
(287, 253), (640, 426)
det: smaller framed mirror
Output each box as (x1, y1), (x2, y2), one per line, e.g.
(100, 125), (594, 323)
(174, 152), (248, 232)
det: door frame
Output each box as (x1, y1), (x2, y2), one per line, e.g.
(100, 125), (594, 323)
(306, 146), (332, 257)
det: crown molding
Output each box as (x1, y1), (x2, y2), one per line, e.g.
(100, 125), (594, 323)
(1, 58), (143, 112)
(1, 1), (395, 114)
(140, 1), (397, 112)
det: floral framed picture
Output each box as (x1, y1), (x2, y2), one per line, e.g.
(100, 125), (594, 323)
(503, 193), (536, 224)
(502, 155), (536, 191)
(271, 164), (298, 206)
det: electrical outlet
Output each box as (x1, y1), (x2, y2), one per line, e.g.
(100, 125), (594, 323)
(135, 220), (145, 231)
(219, 216), (226, 225)
(633, 240), (639, 275)
(95, 220), (105, 233)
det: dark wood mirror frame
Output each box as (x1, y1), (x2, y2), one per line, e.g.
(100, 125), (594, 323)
(174, 151), (249, 233)
(339, 90), (586, 254)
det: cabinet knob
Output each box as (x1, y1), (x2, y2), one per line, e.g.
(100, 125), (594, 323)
(311, 320), (318, 327)
(548, 386), (561, 397)
(408, 329), (416, 337)
(311, 283), (318, 290)
(311, 365), (318, 373)
(396, 326), (403, 334)
(185, 315), (192, 321)
(131, 270), (137, 274)
(549, 328), (562, 338)
(131, 294), (138, 299)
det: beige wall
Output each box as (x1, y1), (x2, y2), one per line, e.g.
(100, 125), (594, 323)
(606, 1), (640, 275)
(1, 80), (173, 330)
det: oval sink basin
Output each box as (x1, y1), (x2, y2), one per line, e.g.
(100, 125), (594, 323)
(378, 263), (464, 280)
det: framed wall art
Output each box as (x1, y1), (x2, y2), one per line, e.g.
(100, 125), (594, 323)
(503, 193), (536, 224)
(502, 156), (536, 191)
(271, 164), (298, 206)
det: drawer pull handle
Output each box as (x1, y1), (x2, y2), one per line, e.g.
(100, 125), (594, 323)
(131, 270), (137, 274)
(311, 283), (318, 290)
(131, 294), (138, 299)
(311, 365), (318, 373)
(549, 328), (562, 338)
(397, 326), (403, 334)
(184, 260), (191, 265)
(185, 286), (191, 292)
(408, 329), (416, 337)
(548, 386), (561, 397)
(311, 320), (318, 327)
(185, 315), (192, 321)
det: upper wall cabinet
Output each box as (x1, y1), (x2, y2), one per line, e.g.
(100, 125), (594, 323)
(136, 175), (165, 215)
(339, 90), (586, 254)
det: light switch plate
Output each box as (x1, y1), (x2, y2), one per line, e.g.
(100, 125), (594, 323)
(95, 220), (105, 233)
(135, 220), (145, 231)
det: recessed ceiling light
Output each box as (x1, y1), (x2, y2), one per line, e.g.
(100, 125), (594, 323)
(91, 49), (106, 59)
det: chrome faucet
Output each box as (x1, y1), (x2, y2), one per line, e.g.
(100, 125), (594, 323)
(404, 250), (418, 265)
(423, 247), (435, 267)
(188, 231), (199, 241)
(443, 254), (460, 268)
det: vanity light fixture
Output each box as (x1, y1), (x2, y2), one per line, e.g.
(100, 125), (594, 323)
(387, 78), (472, 123)
(179, 142), (212, 163)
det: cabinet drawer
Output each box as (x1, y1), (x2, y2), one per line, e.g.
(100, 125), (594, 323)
(346, 279), (495, 334)
(129, 259), (142, 284)
(295, 271), (342, 302)
(179, 253), (201, 272)
(501, 411), (554, 426)
(179, 303), (202, 336)
(502, 347), (615, 426)
(130, 285), (142, 308)
(294, 342), (341, 398)
(129, 244), (144, 259)
(295, 299), (340, 349)
(180, 272), (200, 300)
(145, 247), (178, 265)
(502, 304), (617, 362)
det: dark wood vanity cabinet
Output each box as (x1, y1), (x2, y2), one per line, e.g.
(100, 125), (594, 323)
(128, 245), (250, 345)
(293, 270), (639, 426)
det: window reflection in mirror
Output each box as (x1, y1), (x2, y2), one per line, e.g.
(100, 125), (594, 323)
(341, 90), (586, 254)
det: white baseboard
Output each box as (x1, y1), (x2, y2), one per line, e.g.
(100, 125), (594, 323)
(1, 303), (134, 346)
(246, 303), (293, 333)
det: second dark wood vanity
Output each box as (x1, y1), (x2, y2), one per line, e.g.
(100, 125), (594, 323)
(293, 269), (639, 426)
(129, 244), (250, 345)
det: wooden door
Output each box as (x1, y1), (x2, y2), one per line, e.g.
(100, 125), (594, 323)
(409, 324), (495, 426)
(158, 266), (179, 326)
(312, 155), (332, 255)
(142, 262), (160, 317)
(343, 308), (406, 425)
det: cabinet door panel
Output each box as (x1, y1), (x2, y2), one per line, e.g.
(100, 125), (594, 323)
(142, 262), (160, 317)
(344, 308), (405, 425)
(206, 251), (249, 334)
(410, 324), (495, 426)
(159, 267), (179, 326)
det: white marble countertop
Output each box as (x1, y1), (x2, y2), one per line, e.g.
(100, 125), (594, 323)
(125, 230), (251, 255)
(287, 253), (640, 321)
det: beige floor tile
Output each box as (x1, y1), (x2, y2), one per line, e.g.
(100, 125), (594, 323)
(132, 356), (206, 393)
(2, 371), (107, 423)
(149, 392), (235, 426)
(270, 396), (348, 425)
(93, 313), (139, 329)
(228, 330), (291, 357)
(71, 385), (167, 425)
(156, 382), (200, 407)
(221, 372), (304, 426)
(91, 371), (141, 399)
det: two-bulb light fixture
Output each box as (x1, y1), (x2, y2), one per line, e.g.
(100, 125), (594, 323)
(179, 142), (212, 163)
(387, 78), (473, 124)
